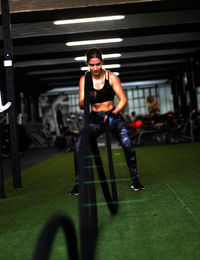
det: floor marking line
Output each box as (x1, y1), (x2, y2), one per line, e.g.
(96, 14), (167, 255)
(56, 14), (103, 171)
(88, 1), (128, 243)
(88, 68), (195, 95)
(116, 163), (126, 166)
(165, 183), (199, 225)
(83, 177), (131, 184)
(84, 165), (101, 169)
(114, 152), (121, 156)
(82, 198), (145, 207)
(85, 154), (100, 158)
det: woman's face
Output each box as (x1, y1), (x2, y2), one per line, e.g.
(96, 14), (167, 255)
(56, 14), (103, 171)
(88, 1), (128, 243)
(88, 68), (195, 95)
(87, 58), (103, 76)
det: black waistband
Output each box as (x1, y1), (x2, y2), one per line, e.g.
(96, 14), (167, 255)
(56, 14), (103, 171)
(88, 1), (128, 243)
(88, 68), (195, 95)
(91, 108), (115, 115)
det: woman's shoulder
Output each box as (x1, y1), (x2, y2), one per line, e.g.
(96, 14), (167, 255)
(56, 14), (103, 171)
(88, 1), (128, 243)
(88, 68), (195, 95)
(79, 74), (86, 87)
(106, 70), (116, 77)
(106, 70), (119, 83)
(80, 74), (85, 81)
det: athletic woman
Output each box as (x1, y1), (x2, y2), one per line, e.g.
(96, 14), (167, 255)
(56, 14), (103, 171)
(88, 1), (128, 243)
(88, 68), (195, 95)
(69, 48), (144, 195)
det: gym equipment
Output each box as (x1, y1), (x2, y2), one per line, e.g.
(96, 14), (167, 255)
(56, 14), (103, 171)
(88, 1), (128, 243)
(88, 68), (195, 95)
(54, 113), (82, 152)
(129, 109), (200, 146)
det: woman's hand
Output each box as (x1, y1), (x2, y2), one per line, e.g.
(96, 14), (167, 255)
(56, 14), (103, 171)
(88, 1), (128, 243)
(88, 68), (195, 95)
(104, 110), (117, 124)
(104, 114), (108, 122)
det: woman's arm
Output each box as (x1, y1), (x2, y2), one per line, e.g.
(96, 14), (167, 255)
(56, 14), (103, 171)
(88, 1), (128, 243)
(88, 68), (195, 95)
(109, 72), (127, 114)
(79, 75), (85, 110)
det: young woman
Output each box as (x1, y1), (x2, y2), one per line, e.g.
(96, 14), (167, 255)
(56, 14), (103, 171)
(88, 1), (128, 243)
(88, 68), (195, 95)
(69, 48), (144, 195)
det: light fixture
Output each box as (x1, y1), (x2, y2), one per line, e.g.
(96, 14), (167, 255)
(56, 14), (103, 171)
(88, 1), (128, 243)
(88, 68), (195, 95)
(81, 64), (121, 71)
(66, 38), (123, 46)
(75, 53), (121, 61)
(4, 60), (12, 67)
(54, 15), (125, 25)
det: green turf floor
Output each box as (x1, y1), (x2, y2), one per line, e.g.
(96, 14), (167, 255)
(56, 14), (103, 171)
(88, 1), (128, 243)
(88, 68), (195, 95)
(0, 143), (200, 260)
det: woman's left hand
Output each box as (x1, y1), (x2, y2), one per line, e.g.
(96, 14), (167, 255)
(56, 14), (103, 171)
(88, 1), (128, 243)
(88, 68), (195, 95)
(104, 114), (108, 122)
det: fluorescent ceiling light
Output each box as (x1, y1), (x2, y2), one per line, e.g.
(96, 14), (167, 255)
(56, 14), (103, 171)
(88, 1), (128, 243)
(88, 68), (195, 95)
(122, 80), (167, 87)
(75, 53), (121, 61)
(54, 15), (125, 25)
(81, 64), (121, 71)
(66, 38), (123, 46)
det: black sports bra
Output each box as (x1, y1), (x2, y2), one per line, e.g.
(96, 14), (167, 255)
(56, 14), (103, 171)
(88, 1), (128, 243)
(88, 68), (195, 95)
(88, 71), (115, 103)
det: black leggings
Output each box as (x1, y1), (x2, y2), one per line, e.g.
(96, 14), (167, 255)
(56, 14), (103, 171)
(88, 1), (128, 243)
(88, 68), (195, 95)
(74, 110), (139, 183)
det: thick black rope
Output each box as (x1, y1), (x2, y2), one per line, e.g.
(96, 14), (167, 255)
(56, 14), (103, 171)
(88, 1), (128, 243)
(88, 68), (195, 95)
(32, 215), (78, 260)
(79, 126), (97, 260)
(83, 71), (118, 212)
(84, 71), (91, 126)
(90, 135), (118, 214)
(79, 71), (98, 260)
(105, 121), (118, 208)
(78, 72), (119, 259)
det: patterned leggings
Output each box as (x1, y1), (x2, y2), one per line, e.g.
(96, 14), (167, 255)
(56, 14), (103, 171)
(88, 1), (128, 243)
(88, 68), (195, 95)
(74, 110), (139, 183)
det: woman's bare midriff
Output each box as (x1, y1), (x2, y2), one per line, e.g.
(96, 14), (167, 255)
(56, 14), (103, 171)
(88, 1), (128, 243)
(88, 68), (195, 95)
(91, 100), (114, 112)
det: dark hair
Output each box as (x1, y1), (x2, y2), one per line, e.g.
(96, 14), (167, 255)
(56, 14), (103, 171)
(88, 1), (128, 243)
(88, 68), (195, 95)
(86, 48), (103, 63)
(146, 95), (154, 103)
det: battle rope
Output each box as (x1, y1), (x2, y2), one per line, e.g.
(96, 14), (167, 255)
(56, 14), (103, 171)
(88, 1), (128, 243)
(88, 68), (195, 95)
(84, 71), (118, 210)
(79, 126), (97, 260)
(32, 215), (78, 260)
(105, 119), (118, 207)
(78, 71), (119, 259)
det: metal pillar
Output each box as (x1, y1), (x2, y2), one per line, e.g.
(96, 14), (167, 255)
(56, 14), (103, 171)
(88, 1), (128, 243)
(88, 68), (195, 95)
(171, 79), (179, 113)
(187, 59), (198, 112)
(0, 145), (5, 198)
(177, 74), (187, 117)
(0, 91), (11, 198)
(25, 94), (32, 122)
(32, 94), (40, 122)
(0, 159), (5, 198)
(1, 0), (22, 188)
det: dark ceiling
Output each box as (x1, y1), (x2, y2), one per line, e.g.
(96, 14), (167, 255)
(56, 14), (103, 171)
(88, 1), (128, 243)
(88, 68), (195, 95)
(1, 0), (200, 96)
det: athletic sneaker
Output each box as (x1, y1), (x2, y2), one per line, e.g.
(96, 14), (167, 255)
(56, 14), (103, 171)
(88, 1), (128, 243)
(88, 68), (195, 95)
(131, 179), (144, 191)
(69, 184), (79, 196)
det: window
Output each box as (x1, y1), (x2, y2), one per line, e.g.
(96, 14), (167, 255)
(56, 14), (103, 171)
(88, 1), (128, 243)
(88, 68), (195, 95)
(125, 84), (173, 117)
(197, 86), (200, 110)
(68, 93), (80, 113)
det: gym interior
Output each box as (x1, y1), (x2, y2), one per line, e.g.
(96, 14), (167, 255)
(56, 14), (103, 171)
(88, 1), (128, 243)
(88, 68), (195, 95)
(0, 1), (200, 259)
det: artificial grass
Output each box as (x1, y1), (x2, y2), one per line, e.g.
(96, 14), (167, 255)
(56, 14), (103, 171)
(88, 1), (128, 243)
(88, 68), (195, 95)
(0, 143), (200, 259)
